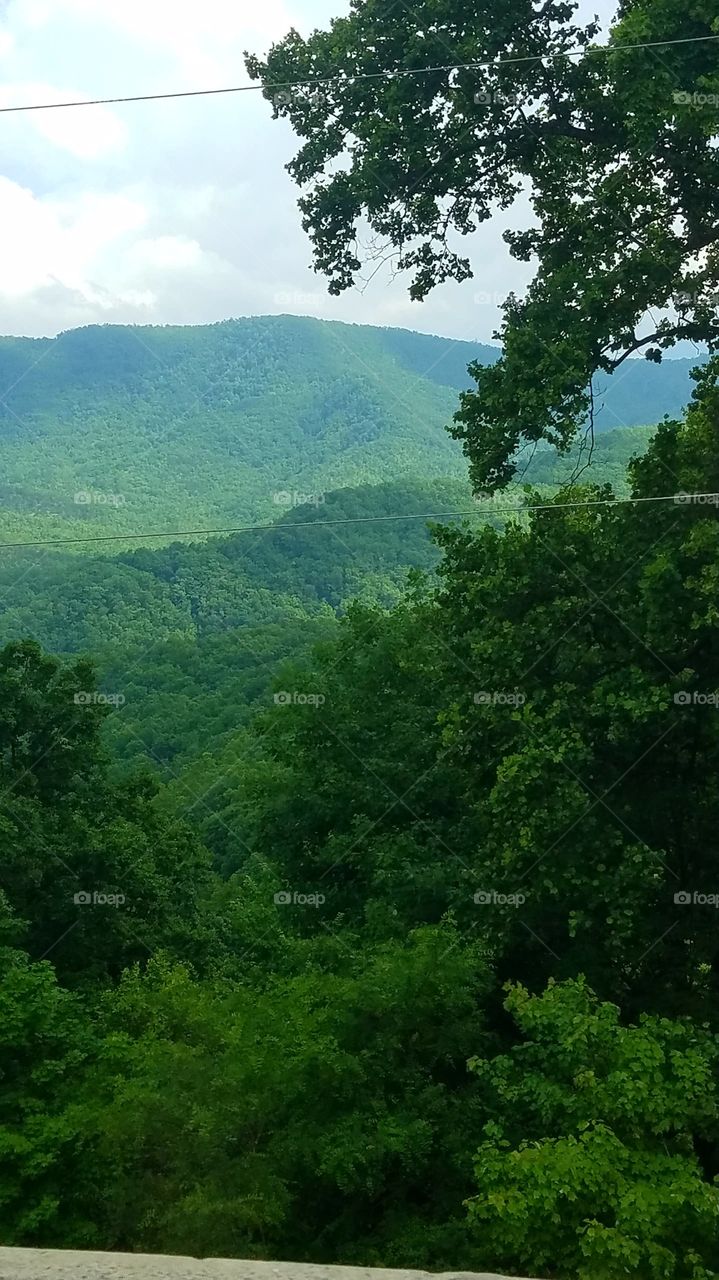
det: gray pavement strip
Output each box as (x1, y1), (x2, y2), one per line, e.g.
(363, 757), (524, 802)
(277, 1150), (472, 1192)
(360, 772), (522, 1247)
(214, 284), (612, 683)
(0, 1253), (537, 1280)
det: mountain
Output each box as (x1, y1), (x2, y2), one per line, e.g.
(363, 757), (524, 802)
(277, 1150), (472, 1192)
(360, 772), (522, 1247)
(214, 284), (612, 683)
(0, 478), (475, 655)
(380, 325), (705, 426)
(0, 478), (476, 769)
(0, 420), (657, 662)
(0, 424), (655, 776)
(0, 316), (701, 547)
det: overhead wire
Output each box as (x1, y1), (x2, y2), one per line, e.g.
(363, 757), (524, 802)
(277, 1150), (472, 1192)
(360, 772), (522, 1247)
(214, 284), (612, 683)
(0, 30), (715, 551)
(0, 33), (717, 113)
(0, 491), (716, 551)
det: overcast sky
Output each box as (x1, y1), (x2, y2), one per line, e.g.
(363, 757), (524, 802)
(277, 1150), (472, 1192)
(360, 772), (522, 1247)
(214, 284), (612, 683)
(0, 0), (617, 341)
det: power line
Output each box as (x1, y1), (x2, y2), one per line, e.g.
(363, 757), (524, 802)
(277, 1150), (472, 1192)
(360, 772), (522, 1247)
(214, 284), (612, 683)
(0, 491), (716, 551)
(0, 34), (717, 114)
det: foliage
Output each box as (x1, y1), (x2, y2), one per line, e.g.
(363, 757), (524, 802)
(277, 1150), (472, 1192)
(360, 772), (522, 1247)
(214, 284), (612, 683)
(185, 383), (719, 1025)
(0, 946), (99, 1245)
(0, 317), (698, 545)
(1, 388), (719, 1270)
(3, 0), (719, 1265)
(0, 641), (215, 985)
(466, 978), (719, 1279)
(248, 2), (719, 486)
(75, 928), (492, 1264)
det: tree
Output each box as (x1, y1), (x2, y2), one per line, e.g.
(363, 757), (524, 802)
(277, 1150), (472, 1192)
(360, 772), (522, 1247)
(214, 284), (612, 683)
(0, 642), (216, 984)
(432, 381), (719, 1018)
(215, 595), (463, 927)
(78, 927), (493, 1266)
(220, 382), (719, 1021)
(246, 0), (719, 488)
(0, 945), (100, 1246)
(466, 977), (719, 1280)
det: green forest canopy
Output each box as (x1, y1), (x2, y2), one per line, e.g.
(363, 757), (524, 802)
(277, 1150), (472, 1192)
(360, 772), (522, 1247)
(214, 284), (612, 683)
(3, 392), (719, 1275)
(0, 435), (653, 774)
(2, 0), (719, 1275)
(0, 315), (699, 545)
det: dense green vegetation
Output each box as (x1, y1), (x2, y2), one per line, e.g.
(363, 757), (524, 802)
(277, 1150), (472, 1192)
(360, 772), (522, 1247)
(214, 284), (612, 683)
(0, 479), (469, 771)
(3, 389), (719, 1275)
(0, 442), (649, 776)
(0, 316), (696, 546)
(3, 0), (719, 1276)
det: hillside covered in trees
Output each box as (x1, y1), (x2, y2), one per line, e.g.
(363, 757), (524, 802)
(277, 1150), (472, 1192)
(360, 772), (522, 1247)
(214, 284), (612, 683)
(4, 399), (719, 1276)
(0, 431), (655, 774)
(0, 315), (699, 546)
(3, 0), (719, 1277)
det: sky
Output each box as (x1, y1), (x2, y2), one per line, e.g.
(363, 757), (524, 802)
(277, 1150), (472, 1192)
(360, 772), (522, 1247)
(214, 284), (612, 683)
(0, 0), (616, 341)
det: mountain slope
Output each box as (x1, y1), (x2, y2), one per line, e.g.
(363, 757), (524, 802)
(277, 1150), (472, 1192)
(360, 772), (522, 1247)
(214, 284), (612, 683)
(0, 423), (656, 776)
(0, 316), (700, 547)
(380, 324), (704, 424)
(0, 478), (473, 656)
(0, 478), (474, 771)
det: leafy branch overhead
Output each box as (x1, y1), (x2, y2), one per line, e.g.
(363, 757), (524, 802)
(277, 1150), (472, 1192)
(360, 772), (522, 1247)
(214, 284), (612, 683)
(247, 0), (719, 487)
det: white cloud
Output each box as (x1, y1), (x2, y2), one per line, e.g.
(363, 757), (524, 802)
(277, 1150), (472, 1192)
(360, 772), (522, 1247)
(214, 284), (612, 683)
(32, 101), (128, 159)
(128, 236), (204, 270)
(0, 81), (127, 157)
(0, 177), (148, 302)
(0, 177), (62, 296)
(22, 0), (301, 82)
(57, 192), (148, 252)
(0, 0), (621, 340)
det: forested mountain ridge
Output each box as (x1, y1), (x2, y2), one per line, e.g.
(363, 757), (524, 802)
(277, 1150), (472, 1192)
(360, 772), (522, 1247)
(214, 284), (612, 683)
(0, 315), (699, 546)
(0, 317), (472, 546)
(0, 445), (651, 773)
(0, 478), (473, 653)
(0, 478), (474, 770)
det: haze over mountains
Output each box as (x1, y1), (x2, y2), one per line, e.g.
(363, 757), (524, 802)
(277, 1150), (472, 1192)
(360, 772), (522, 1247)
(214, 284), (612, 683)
(0, 315), (703, 546)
